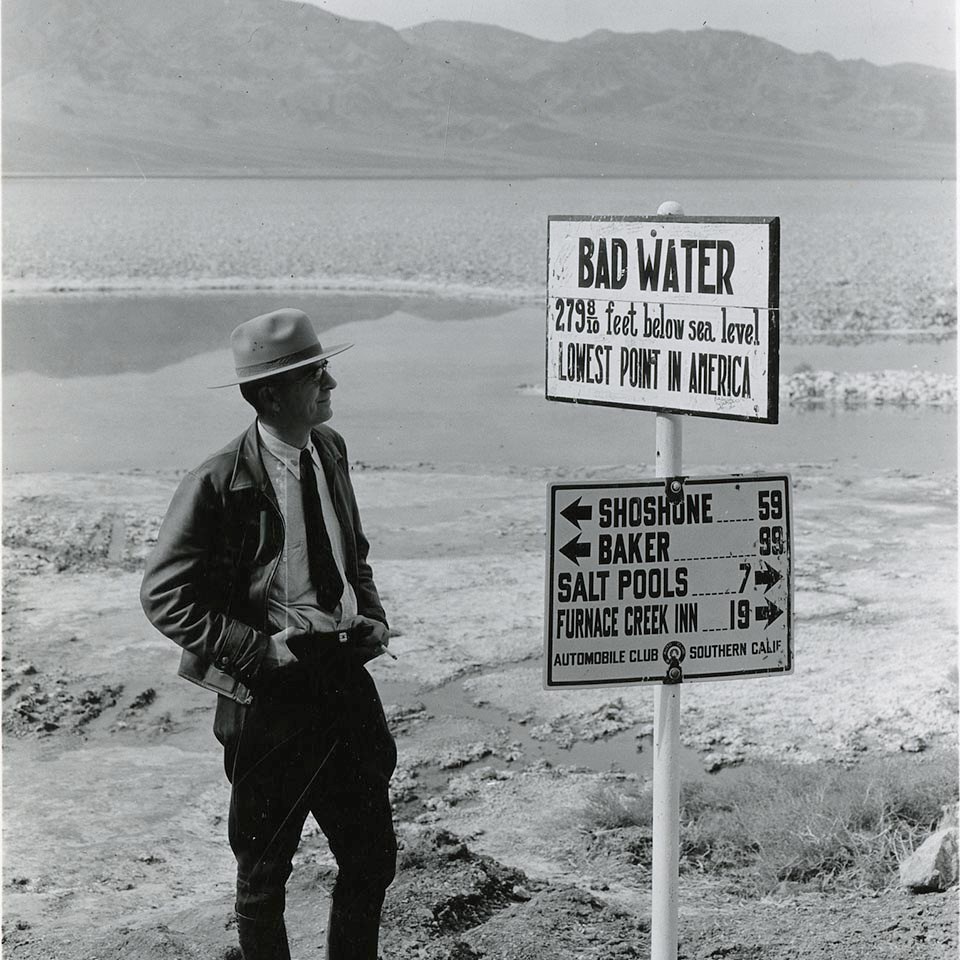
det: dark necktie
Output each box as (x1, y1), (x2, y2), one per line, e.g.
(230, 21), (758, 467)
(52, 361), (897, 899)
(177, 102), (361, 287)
(299, 447), (344, 612)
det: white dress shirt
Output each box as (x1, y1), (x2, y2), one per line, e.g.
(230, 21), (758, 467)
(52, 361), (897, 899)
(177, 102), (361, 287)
(257, 421), (359, 634)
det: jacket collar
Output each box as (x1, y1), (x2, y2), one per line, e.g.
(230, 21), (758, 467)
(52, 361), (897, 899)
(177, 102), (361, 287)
(228, 421), (343, 494)
(310, 424), (344, 473)
(229, 422), (270, 494)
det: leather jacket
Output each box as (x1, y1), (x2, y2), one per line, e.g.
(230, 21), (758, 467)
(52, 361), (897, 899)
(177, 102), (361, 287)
(140, 421), (387, 704)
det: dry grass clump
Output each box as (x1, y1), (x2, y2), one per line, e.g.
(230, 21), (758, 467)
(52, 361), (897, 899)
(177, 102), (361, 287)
(583, 755), (957, 896)
(583, 782), (654, 832)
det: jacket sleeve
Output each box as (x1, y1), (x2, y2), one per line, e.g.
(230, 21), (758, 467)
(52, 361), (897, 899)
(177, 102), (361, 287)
(353, 501), (388, 628)
(140, 471), (268, 687)
(337, 438), (388, 628)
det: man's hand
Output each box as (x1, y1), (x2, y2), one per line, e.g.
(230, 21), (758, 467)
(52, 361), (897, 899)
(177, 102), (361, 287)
(341, 615), (393, 664)
(261, 625), (301, 673)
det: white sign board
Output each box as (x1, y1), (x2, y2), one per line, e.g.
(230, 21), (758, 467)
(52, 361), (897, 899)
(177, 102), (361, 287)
(546, 216), (780, 423)
(545, 475), (793, 688)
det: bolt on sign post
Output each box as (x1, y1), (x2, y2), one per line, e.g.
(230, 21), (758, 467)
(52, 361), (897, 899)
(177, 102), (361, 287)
(543, 202), (788, 960)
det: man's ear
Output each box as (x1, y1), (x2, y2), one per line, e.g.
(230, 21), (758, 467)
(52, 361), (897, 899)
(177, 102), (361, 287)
(259, 382), (280, 411)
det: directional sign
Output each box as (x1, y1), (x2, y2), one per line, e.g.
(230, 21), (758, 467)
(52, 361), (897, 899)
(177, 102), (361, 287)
(544, 475), (793, 688)
(546, 215), (780, 423)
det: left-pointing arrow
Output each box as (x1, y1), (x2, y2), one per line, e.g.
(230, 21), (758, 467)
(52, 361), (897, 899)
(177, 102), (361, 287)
(560, 534), (591, 565)
(561, 497), (593, 529)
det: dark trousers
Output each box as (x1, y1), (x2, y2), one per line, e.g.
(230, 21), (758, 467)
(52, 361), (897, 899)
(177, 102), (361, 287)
(219, 659), (397, 960)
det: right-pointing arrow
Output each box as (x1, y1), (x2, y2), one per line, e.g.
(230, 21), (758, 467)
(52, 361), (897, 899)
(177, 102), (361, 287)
(754, 561), (783, 593)
(560, 534), (591, 566)
(754, 600), (784, 628)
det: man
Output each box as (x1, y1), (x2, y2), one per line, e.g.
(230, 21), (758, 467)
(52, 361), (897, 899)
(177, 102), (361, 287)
(141, 308), (396, 960)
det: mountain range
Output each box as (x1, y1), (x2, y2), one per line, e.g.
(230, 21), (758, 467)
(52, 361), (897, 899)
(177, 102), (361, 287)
(2, 0), (954, 177)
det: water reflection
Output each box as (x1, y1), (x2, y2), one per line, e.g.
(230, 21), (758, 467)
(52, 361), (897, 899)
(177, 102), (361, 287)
(1, 292), (517, 377)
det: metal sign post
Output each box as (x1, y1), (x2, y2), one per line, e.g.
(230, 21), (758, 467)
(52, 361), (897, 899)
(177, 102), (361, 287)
(653, 200), (683, 960)
(654, 426), (682, 959)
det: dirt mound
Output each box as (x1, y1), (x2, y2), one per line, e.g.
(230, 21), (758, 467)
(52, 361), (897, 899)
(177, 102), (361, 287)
(678, 889), (959, 960)
(385, 829), (530, 942)
(378, 829), (649, 959)
(465, 886), (648, 959)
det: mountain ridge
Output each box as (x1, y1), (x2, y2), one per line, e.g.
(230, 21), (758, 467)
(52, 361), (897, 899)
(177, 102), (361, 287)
(2, 0), (954, 177)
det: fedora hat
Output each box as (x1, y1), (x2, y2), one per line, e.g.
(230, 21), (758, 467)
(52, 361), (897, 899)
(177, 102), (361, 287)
(211, 308), (352, 388)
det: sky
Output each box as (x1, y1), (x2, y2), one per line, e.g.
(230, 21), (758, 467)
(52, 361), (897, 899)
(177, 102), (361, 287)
(312, 0), (956, 70)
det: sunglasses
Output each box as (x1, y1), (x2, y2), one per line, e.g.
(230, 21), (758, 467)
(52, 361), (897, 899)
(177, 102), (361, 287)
(289, 360), (331, 386)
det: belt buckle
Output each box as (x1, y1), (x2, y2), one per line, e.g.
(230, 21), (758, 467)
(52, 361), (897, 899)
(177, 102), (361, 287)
(336, 630), (350, 644)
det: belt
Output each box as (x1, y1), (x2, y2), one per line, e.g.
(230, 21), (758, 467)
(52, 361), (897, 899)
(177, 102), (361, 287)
(311, 629), (351, 644)
(286, 629), (351, 665)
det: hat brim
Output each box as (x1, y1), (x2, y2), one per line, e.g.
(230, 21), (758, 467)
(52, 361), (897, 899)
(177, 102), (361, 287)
(209, 342), (353, 389)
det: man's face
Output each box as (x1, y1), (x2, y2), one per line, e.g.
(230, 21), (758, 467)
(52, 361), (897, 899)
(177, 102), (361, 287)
(272, 361), (337, 430)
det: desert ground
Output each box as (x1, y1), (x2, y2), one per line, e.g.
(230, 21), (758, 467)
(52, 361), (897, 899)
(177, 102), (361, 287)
(3, 306), (957, 958)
